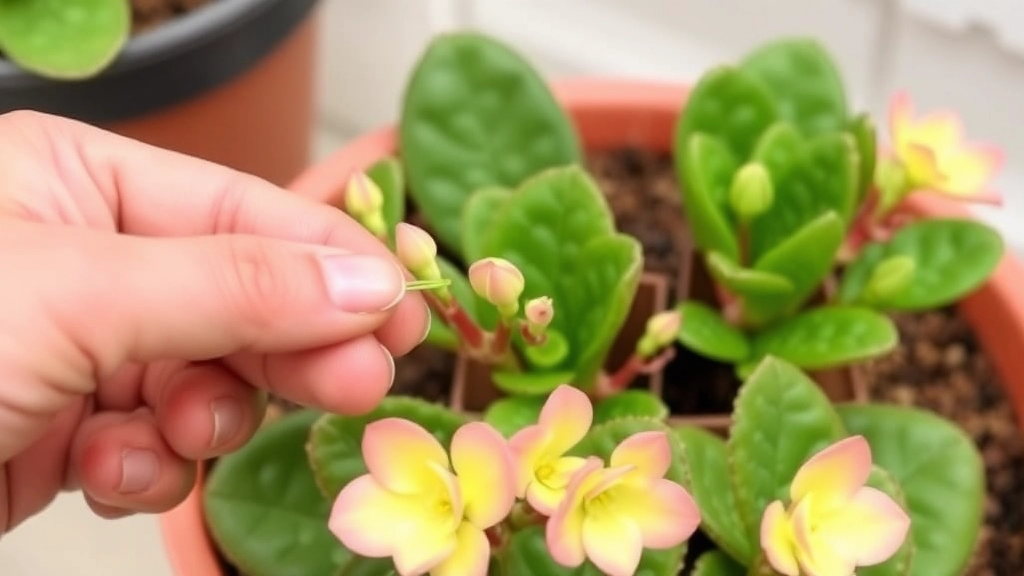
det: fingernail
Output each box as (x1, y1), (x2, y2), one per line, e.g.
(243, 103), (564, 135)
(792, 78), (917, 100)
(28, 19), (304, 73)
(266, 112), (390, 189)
(210, 397), (243, 448)
(119, 449), (159, 494)
(381, 344), (396, 390)
(319, 254), (405, 313)
(417, 300), (433, 346)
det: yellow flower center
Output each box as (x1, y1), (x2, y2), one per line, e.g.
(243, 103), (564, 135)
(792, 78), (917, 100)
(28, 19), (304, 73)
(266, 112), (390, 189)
(536, 462), (556, 484)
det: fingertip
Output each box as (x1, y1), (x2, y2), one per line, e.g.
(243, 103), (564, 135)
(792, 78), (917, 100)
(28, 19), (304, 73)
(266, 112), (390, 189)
(374, 292), (430, 357)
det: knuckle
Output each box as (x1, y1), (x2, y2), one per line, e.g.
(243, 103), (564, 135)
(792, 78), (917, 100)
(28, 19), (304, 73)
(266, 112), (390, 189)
(221, 239), (293, 328)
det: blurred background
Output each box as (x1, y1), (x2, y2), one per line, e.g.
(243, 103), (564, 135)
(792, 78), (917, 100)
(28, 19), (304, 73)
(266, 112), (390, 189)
(0, 0), (1021, 573)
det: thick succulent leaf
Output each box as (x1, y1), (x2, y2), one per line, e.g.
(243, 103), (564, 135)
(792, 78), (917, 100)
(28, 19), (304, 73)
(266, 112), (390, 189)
(847, 112), (878, 202)
(675, 65), (779, 160)
(676, 134), (741, 260)
(689, 550), (746, 576)
(593, 390), (669, 424)
(306, 397), (467, 498)
(365, 156), (406, 246)
(838, 219), (1003, 311)
(492, 370), (577, 397)
(749, 306), (898, 370)
(204, 410), (346, 576)
(461, 185), (513, 263)
(477, 166), (642, 388)
(483, 394), (546, 437)
(727, 357), (846, 545)
(744, 212), (845, 325)
(749, 133), (858, 260)
(751, 121), (804, 180)
(0, 0), (129, 79)
(400, 32), (580, 252)
(706, 251), (794, 299)
(676, 300), (751, 363)
(838, 404), (984, 576)
(739, 38), (849, 136)
(674, 426), (755, 563)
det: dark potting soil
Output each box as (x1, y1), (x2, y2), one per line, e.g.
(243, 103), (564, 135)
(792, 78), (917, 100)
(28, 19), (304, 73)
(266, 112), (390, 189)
(131, 0), (216, 33)
(860, 307), (1024, 576)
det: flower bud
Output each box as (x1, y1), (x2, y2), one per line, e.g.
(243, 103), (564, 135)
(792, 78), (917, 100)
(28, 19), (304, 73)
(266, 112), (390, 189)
(729, 162), (774, 223)
(525, 296), (554, 337)
(863, 255), (916, 304)
(344, 173), (386, 237)
(395, 223), (440, 280)
(637, 310), (682, 358)
(468, 257), (525, 318)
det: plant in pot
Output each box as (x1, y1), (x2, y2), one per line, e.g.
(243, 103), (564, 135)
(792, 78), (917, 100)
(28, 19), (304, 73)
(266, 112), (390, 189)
(0, 0), (321, 186)
(161, 30), (1024, 576)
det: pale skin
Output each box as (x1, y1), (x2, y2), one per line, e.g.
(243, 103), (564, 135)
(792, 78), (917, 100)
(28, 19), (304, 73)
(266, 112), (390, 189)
(0, 111), (429, 536)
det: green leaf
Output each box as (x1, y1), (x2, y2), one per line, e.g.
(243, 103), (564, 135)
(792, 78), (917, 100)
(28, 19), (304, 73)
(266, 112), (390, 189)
(492, 370), (576, 397)
(0, 0), (129, 79)
(728, 357), (846, 546)
(204, 410), (345, 576)
(400, 32), (581, 253)
(483, 394), (546, 437)
(365, 157), (406, 245)
(676, 134), (741, 260)
(838, 219), (1003, 311)
(744, 211), (845, 325)
(751, 121), (804, 180)
(461, 185), (513, 263)
(706, 251), (794, 298)
(690, 550), (746, 576)
(847, 113), (877, 202)
(838, 404), (984, 576)
(676, 300), (751, 363)
(749, 133), (858, 260)
(859, 466), (915, 576)
(740, 38), (849, 136)
(675, 65), (779, 160)
(674, 426), (754, 563)
(593, 390), (669, 424)
(749, 306), (897, 370)
(477, 166), (642, 388)
(307, 397), (467, 498)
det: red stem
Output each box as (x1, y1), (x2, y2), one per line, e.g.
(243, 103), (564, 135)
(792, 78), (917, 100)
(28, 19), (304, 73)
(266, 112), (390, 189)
(605, 354), (645, 393)
(518, 321), (547, 346)
(491, 319), (512, 355)
(425, 293), (486, 350)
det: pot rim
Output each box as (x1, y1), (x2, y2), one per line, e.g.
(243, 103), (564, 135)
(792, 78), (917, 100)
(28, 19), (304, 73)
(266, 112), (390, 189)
(0, 0), (320, 122)
(159, 77), (1024, 576)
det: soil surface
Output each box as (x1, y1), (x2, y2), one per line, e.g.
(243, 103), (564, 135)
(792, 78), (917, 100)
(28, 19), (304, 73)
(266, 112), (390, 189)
(861, 307), (1024, 576)
(131, 0), (216, 33)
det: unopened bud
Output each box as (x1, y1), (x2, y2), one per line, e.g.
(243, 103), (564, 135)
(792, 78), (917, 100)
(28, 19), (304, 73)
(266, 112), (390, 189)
(344, 172), (386, 237)
(525, 296), (554, 337)
(637, 310), (682, 358)
(468, 257), (525, 318)
(863, 255), (916, 303)
(395, 223), (440, 280)
(729, 162), (774, 223)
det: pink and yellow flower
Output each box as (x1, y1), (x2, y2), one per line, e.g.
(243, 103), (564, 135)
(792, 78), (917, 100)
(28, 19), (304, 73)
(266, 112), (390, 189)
(760, 435), (912, 576)
(888, 91), (1003, 203)
(328, 418), (515, 576)
(508, 385), (593, 515)
(545, 431), (701, 576)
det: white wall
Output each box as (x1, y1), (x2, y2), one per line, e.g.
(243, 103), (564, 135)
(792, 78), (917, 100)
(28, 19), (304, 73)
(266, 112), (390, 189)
(314, 0), (1024, 254)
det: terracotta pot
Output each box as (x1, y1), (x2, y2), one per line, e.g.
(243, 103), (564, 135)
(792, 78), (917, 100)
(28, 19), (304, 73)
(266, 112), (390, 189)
(0, 0), (320, 187)
(158, 78), (1024, 575)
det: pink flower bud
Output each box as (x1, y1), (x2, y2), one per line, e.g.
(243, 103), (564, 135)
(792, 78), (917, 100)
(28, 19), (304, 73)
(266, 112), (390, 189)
(525, 297), (554, 329)
(343, 172), (384, 217)
(395, 223), (438, 276)
(468, 257), (525, 317)
(646, 310), (682, 346)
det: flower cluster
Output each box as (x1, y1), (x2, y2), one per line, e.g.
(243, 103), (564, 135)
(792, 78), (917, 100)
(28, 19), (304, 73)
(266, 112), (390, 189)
(328, 385), (702, 576)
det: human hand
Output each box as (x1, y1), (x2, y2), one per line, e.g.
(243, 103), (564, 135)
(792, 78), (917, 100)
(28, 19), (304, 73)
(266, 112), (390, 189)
(0, 111), (428, 535)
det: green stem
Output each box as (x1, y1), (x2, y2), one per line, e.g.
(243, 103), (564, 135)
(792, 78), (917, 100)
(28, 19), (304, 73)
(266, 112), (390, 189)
(405, 278), (452, 291)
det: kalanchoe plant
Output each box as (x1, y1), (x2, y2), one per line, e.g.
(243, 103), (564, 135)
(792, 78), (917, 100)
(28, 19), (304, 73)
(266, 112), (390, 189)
(675, 357), (984, 576)
(670, 38), (1004, 377)
(0, 0), (131, 79)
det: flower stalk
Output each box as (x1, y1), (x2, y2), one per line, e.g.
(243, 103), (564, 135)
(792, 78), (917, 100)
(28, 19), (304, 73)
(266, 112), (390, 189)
(600, 310), (682, 396)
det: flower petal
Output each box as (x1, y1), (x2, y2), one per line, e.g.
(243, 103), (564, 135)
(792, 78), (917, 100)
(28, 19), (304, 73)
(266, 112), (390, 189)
(363, 418), (450, 494)
(538, 384), (593, 455)
(903, 142), (946, 187)
(759, 500), (799, 576)
(816, 486), (912, 567)
(938, 144), (1004, 200)
(545, 457), (604, 568)
(451, 422), (515, 528)
(329, 475), (409, 557)
(508, 424), (547, 497)
(614, 478), (701, 549)
(525, 456), (588, 515)
(791, 496), (857, 576)
(888, 91), (915, 153)
(393, 532), (458, 576)
(430, 523), (490, 576)
(610, 430), (672, 480)
(911, 109), (962, 150)
(790, 436), (872, 511)
(581, 512), (644, 576)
